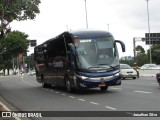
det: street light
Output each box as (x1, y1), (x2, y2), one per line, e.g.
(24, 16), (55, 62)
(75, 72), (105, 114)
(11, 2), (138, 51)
(84, 0), (88, 29)
(146, 0), (152, 63)
(107, 24), (110, 32)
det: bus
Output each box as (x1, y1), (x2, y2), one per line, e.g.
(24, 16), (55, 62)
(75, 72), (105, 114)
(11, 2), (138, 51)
(34, 30), (125, 92)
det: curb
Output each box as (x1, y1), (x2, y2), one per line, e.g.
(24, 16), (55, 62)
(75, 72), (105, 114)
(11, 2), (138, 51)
(0, 102), (21, 120)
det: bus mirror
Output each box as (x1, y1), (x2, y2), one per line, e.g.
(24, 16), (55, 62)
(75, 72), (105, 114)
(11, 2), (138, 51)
(115, 40), (125, 52)
(69, 43), (76, 55)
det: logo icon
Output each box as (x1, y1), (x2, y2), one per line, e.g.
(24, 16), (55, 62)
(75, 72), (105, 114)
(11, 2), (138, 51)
(2, 112), (11, 117)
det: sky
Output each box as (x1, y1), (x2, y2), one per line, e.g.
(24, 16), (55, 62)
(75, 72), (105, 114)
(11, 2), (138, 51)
(10, 0), (160, 57)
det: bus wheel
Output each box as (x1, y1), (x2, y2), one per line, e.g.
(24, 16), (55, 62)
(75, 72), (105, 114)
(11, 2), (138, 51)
(41, 75), (49, 88)
(65, 78), (73, 93)
(100, 86), (108, 91)
(42, 80), (48, 88)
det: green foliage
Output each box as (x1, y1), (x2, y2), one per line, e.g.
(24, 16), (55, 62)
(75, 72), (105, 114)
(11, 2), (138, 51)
(136, 45), (145, 55)
(0, 0), (41, 38)
(0, 0), (41, 21)
(25, 54), (35, 70)
(135, 53), (149, 66)
(0, 31), (29, 71)
(134, 45), (149, 66)
(4, 30), (29, 57)
(120, 60), (135, 67)
(148, 44), (160, 64)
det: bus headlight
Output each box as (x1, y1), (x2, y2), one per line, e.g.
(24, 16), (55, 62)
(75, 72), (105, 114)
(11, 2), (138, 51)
(75, 74), (88, 80)
(114, 73), (120, 77)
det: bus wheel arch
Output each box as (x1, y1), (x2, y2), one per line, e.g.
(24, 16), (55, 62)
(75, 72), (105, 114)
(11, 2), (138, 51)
(41, 74), (48, 88)
(100, 86), (108, 91)
(64, 76), (74, 93)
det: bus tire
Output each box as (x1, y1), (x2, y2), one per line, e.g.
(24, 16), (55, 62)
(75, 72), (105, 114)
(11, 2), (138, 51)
(100, 86), (108, 91)
(133, 77), (136, 79)
(65, 78), (73, 93)
(41, 75), (49, 88)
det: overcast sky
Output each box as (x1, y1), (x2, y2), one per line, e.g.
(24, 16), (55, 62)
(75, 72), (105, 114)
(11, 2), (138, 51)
(10, 0), (160, 57)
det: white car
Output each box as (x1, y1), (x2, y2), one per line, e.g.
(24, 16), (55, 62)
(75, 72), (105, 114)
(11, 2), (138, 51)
(120, 64), (138, 79)
(28, 70), (36, 76)
(0, 70), (3, 75)
(141, 64), (159, 70)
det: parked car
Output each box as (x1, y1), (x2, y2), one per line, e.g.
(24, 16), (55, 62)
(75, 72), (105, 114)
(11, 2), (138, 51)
(28, 70), (36, 76)
(0, 70), (3, 75)
(141, 64), (159, 70)
(120, 64), (138, 79)
(156, 73), (160, 86)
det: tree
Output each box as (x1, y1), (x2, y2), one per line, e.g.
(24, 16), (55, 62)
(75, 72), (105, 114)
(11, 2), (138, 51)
(0, 0), (41, 38)
(0, 0), (40, 74)
(1, 30), (29, 75)
(5, 30), (29, 56)
(136, 45), (145, 55)
(147, 44), (160, 64)
(135, 45), (149, 66)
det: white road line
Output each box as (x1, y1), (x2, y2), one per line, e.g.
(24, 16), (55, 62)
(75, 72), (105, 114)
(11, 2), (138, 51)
(151, 83), (157, 85)
(49, 90), (54, 92)
(61, 94), (66, 96)
(55, 92), (60, 94)
(21, 79), (38, 87)
(69, 96), (75, 99)
(110, 88), (123, 90)
(134, 90), (152, 94)
(90, 102), (99, 105)
(44, 89), (49, 91)
(105, 106), (117, 110)
(0, 102), (21, 120)
(78, 99), (86, 102)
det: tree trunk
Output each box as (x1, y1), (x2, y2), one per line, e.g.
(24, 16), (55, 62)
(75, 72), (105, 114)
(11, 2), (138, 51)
(3, 69), (5, 76)
(7, 68), (9, 75)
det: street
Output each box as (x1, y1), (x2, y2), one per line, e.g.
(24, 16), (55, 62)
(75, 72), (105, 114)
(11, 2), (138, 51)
(0, 75), (160, 120)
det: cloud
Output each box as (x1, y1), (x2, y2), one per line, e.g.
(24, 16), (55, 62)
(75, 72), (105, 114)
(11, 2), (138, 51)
(10, 0), (160, 56)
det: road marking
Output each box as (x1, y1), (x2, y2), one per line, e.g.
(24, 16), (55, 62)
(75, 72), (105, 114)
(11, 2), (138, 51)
(21, 78), (38, 87)
(55, 92), (60, 94)
(151, 83), (157, 85)
(69, 96), (75, 99)
(61, 94), (66, 96)
(90, 102), (99, 105)
(78, 99), (86, 102)
(134, 90), (152, 94)
(110, 87), (123, 90)
(105, 106), (117, 110)
(0, 102), (21, 120)
(44, 88), (49, 91)
(49, 90), (54, 92)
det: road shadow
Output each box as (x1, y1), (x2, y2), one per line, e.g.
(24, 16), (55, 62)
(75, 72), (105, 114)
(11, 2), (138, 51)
(43, 86), (119, 95)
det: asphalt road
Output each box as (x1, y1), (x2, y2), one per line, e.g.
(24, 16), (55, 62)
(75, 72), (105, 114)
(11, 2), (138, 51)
(0, 75), (160, 120)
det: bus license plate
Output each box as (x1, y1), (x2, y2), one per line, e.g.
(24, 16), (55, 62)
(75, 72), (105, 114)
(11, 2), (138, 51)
(99, 83), (106, 87)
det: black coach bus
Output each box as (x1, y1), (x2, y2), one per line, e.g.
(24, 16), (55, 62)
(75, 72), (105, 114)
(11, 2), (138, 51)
(34, 30), (125, 92)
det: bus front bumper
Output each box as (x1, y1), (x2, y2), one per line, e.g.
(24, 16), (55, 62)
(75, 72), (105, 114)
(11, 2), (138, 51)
(74, 73), (121, 88)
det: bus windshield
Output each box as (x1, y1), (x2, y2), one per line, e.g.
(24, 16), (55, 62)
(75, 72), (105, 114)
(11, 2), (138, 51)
(76, 37), (119, 70)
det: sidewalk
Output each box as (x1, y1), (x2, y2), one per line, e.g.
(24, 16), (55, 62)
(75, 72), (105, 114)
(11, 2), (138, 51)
(0, 99), (20, 120)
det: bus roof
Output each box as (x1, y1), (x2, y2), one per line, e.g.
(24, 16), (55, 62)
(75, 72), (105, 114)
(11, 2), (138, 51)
(68, 30), (112, 39)
(35, 30), (113, 49)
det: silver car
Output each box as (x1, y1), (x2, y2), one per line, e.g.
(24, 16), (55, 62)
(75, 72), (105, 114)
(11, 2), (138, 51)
(120, 64), (138, 79)
(141, 64), (159, 70)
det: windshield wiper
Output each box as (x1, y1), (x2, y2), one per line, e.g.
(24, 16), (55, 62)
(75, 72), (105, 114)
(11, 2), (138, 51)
(98, 64), (118, 70)
(87, 66), (100, 70)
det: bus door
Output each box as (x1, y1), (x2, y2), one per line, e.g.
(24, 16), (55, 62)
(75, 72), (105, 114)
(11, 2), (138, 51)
(53, 57), (67, 86)
(46, 57), (57, 85)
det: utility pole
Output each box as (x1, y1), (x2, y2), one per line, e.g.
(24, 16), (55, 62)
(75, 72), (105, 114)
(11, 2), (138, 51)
(107, 24), (109, 32)
(146, 0), (152, 63)
(84, 0), (88, 29)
